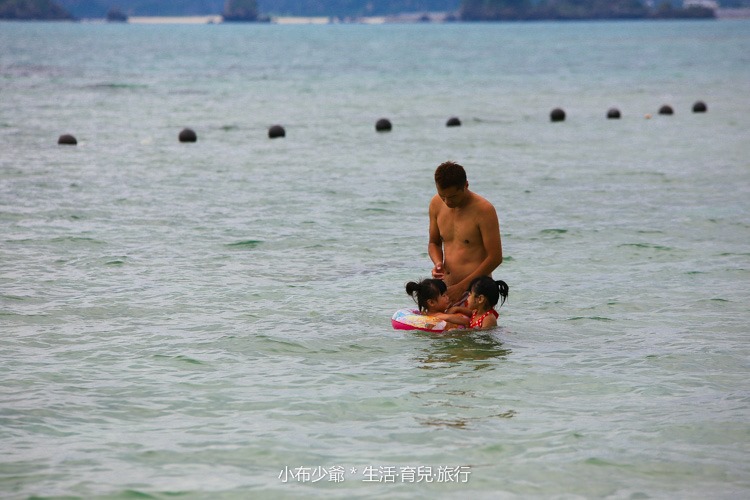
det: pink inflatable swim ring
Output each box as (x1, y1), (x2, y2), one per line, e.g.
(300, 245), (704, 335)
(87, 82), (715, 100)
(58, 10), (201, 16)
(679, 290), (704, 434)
(391, 308), (447, 333)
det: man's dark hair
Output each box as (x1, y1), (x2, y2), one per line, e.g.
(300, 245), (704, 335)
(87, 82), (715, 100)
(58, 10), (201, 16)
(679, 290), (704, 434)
(434, 161), (467, 189)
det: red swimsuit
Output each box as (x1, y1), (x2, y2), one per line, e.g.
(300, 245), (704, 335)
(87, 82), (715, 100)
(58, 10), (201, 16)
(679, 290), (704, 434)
(469, 309), (499, 329)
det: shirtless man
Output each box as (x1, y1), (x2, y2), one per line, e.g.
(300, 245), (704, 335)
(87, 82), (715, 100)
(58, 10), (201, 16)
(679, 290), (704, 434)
(428, 161), (503, 305)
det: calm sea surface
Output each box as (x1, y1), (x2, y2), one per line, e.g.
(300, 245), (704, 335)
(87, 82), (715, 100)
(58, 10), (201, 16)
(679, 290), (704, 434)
(1, 19), (749, 499)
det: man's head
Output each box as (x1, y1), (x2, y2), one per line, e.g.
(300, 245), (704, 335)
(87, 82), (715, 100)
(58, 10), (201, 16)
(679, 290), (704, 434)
(434, 161), (467, 190)
(435, 161), (469, 208)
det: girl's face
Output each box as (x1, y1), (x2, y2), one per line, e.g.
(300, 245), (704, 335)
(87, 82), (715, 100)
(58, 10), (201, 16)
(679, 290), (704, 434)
(429, 291), (451, 313)
(467, 290), (483, 310)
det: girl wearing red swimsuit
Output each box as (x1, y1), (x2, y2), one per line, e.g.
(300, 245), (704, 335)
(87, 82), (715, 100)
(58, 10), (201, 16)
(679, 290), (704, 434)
(470, 308), (499, 329)
(453, 276), (509, 330)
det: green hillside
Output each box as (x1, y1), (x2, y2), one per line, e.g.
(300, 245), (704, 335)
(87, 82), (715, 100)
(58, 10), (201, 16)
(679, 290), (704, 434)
(38, 0), (730, 19)
(0, 0), (74, 19)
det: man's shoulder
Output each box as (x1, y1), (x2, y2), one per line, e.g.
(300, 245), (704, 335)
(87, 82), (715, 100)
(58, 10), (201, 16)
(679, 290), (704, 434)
(470, 192), (497, 212)
(429, 194), (443, 211)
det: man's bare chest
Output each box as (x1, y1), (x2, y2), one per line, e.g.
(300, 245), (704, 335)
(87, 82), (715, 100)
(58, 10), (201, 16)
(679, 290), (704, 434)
(438, 212), (480, 244)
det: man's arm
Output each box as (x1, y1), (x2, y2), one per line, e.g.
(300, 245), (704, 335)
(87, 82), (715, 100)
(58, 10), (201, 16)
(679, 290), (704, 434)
(428, 196), (445, 279)
(446, 203), (503, 302)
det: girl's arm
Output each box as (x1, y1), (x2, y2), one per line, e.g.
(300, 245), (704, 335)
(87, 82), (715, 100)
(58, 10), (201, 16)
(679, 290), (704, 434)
(447, 306), (473, 316)
(434, 312), (470, 327)
(480, 314), (498, 329)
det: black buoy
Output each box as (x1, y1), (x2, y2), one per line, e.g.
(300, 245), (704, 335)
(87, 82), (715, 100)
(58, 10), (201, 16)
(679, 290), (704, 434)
(375, 118), (392, 132)
(268, 124), (285, 139)
(58, 134), (77, 145)
(446, 116), (461, 127)
(607, 108), (621, 119)
(179, 128), (197, 143)
(693, 101), (707, 113)
(658, 105), (674, 115)
(550, 108), (566, 122)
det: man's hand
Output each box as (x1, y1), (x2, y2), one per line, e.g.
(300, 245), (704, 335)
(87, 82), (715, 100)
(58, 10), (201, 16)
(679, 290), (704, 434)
(431, 262), (445, 280)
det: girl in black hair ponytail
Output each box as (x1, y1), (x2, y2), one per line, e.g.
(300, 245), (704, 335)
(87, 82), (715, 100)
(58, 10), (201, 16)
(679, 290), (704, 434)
(451, 276), (509, 329)
(405, 278), (470, 330)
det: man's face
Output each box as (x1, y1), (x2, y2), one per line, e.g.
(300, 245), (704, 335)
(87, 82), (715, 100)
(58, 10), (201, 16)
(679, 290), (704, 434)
(436, 183), (468, 208)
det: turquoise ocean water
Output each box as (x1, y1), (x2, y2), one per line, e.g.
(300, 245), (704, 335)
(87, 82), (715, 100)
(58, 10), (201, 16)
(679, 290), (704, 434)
(1, 19), (749, 499)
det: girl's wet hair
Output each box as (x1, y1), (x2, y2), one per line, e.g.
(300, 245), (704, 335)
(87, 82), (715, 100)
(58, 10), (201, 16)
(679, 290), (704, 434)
(468, 276), (509, 308)
(405, 278), (446, 313)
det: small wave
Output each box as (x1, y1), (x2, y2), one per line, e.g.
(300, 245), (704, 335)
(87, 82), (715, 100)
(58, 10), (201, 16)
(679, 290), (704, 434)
(111, 490), (159, 499)
(153, 355), (204, 366)
(608, 171), (666, 178)
(255, 334), (309, 353)
(49, 236), (106, 245)
(567, 316), (614, 322)
(1, 294), (25, 301)
(618, 243), (673, 251)
(363, 207), (395, 214)
(584, 457), (617, 466)
(471, 117), (512, 124)
(417, 417), (469, 428)
(537, 229), (570, 240)
(226, 239), (263, 249)
(416, 410), (516, 429)
(88, 83), (148, 90)
(104, 256), (128, 266)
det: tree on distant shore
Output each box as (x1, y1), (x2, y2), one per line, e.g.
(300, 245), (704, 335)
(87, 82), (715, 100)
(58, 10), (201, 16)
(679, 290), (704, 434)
(532, 0), (648, 19)
(106, 5), (127, 21)
(460, 0), (714, 20)
(222, 0), (258, 21)
(461, 0), (532, 21)
(651, 0), (716, 18)
(0, 0), (74, 19)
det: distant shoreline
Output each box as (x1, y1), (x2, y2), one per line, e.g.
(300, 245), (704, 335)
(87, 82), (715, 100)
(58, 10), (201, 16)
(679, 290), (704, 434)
(105, 10), (750, 25)
(121, 15), (391, 25)
(717, 8), (750, 18)
(126, 16), (223, 24)
(122, 10), (750, 24)
(16, 8), (750, 25)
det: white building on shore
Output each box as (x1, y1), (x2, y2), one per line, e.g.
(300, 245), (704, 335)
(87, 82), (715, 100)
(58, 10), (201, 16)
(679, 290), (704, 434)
(683, 0), (719, 9)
